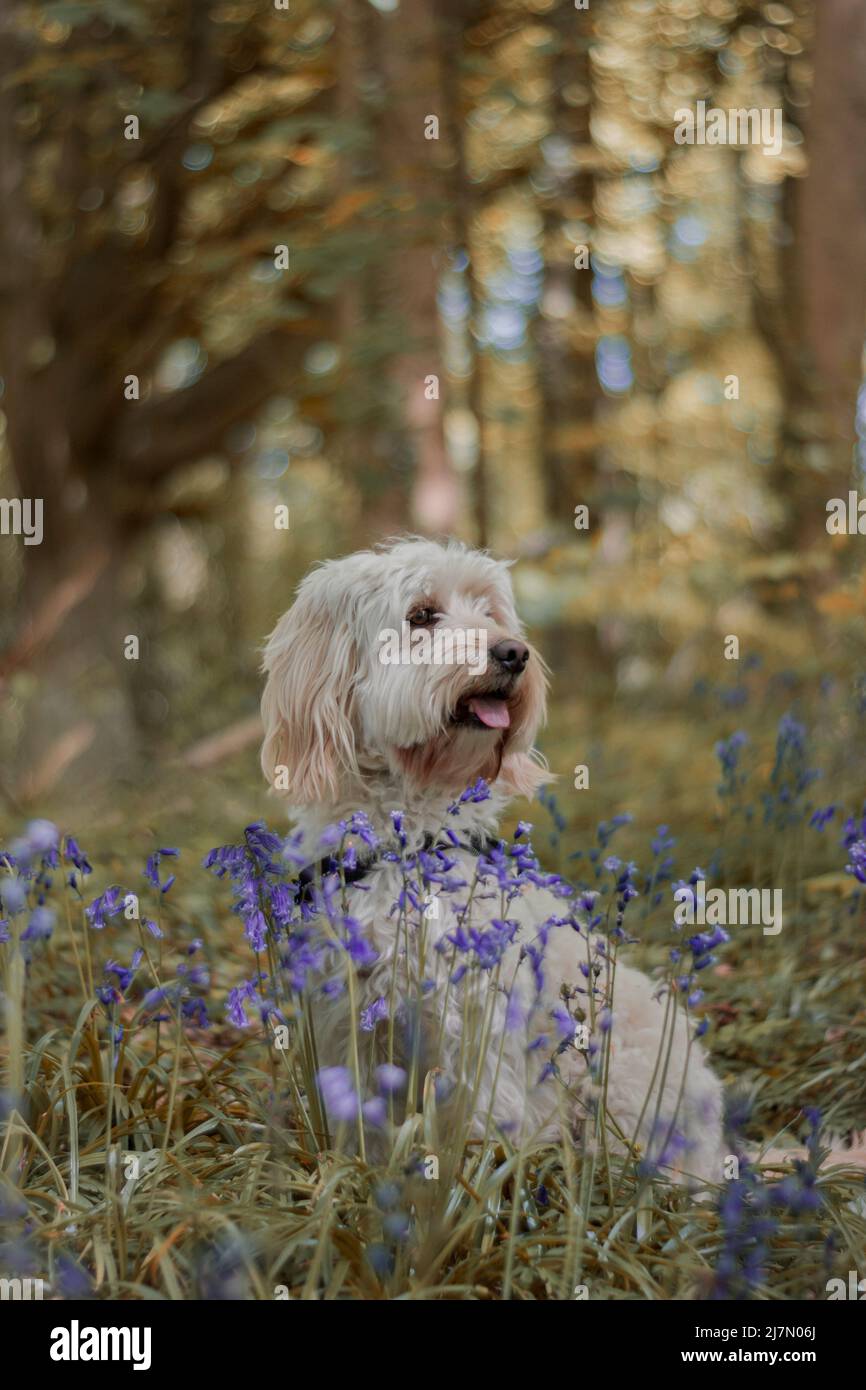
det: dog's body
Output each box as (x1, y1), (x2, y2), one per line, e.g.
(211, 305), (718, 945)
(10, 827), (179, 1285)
(259, 537), (860, 1183)
(311, 823), (725, 1183)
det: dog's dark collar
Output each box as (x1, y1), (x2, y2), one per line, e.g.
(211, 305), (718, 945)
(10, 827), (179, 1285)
(295, 831), (501, 904)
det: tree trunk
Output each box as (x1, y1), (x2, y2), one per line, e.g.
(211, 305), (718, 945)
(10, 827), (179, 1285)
(797, 0), (866, 463)
(535, 2), (601, 530)
(3, 437), (139, 795)
(377, 0), (458, 537)
(440, 0), (486, 545)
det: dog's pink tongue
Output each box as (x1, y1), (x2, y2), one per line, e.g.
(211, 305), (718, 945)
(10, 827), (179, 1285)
(468, 697), (511, 729)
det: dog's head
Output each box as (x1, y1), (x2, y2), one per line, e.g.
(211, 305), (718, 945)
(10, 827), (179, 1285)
(260, 537), (548, 805)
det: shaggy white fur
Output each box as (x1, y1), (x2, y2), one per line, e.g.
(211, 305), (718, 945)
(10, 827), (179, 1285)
(259, 537), (860, 1185)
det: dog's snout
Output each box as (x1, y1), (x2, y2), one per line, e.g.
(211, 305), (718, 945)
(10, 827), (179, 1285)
(490, 638), (529, 674)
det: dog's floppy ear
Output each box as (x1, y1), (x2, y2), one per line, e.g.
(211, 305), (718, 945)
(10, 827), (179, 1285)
(260, 569), (357, 803)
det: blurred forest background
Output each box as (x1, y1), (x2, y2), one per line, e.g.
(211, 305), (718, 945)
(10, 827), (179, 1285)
(1, 0), (866, 851)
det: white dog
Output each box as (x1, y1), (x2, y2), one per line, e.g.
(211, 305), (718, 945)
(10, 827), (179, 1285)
(258, 537), (860, 1184)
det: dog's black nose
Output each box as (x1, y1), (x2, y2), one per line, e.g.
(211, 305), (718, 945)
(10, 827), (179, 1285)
(490, 639), (529, 674)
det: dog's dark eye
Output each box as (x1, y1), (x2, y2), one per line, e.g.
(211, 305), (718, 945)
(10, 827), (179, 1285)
(408, 606), (437, 628)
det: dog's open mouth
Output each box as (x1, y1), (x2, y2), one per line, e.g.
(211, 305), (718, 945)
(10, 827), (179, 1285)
(451, 689), (512, 730)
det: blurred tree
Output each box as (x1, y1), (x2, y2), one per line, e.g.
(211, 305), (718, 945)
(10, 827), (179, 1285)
(0, 1), (326, 773)
(739, 0), (866, 555)
(796, 0), (866, 463)
(535, 0), (602, 530)
(378, 0), (456, 536)
(440, 0), (486, 544)
(333, 0), (385, 543)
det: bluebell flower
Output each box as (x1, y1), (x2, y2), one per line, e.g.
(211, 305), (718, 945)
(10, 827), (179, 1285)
(86, 886), (125, 930)
(447, 777), (492, 814)
(373, 1181), (401, 1211)
(225, 976), (270, 1028)
(318, 1066), (359, 1122)
(143, 847), (179, 894)
(347, 812), (379, 848)
(103, 951), (143, 994)
(382, 1211), (410, 1242)
(552, 1007), (574, 1040)
(596, 813), (633, 850)
(845, 838), (866, 885)
(318, 823), (342, 851)
(63, 835), (92, 876)
(141, 984), (176, 1016)
(375, 1064), (406, 1095)
(362, 1097), (387, 1128)
(183, 998), (209, 1028)
(650, 824), (674, 857)
(360, 997), (389, 1032)
(505, 990), (525, 1032)
(24, 819), (60, 856)
(19, 900), (54, 945)
(55, 1254), (93, 1299)
(342, 916), (378, 968)
(0, 876), (28, 916)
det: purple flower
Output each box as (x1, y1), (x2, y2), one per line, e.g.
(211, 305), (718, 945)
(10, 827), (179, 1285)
(244, 909), (268, 953)
(55, 1254), (93, 1299)
(177, 961), (209, 989)
(141, 985), (176, 1015)
(318, 1066), (359, 1122)
(360, 997), (389, 1032)
(777, 714), (806, 757)
(687, 924), (730, 956)
(845, 838), (866, 885)
(318, 824), (342, 850)
(103, 950), (143, 995)
(24, 819), (60, 855)
(552, 1007), (575, 1040)
(0, 876), (28, 917)
(715, 731), (748, 776)
(342, 917), (378, 968)
(143, 847), (179, 894)
(375, 1064), (406, 1095)
(63, 836), (92, 875)
(596, 813), (633, 849)
(347, 812), (379, 848)
(226, 979), (259, 1028)
(383, 1211), (410, 1242)
(447, 777), (492, 814)
(362, 1097), (387, 1128)
(86, 885), (125, 930)
(650, 824), (675, 857)
(373, 1181), (401, 1211)
(21, 907), (55, 943)
(183, 998), (209, 1028)
(282, 831), (308, 869)
(506, 990), (525, 1033)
